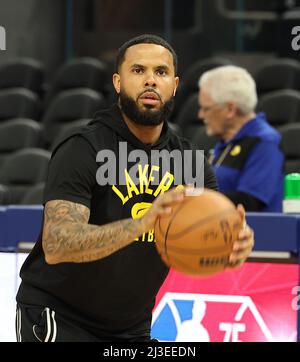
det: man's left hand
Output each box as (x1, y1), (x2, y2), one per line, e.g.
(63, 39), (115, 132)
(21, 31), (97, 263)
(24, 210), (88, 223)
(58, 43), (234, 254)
(227, 204), (254, 269)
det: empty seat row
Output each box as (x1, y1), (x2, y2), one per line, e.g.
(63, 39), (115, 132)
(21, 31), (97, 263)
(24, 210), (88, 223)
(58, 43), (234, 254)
(0, 88), (104, 148)
(1, 124), (300, 206)
(173, 89), (300, 130)
(0, 117), (91, 162)
(0, 182), (45, 205)
(0, 87), (106, 122)
(171, 57), (300, 123)
(0, 57), (111, 104)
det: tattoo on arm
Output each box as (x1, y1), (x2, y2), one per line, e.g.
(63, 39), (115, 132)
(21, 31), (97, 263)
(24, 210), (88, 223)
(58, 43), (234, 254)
(42, 200), (145, 264)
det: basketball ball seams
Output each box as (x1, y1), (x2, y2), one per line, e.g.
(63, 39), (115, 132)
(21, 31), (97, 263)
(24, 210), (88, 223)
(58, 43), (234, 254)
(161, 196), (195, 263)
(159, 243), (232, 255)
(154, 189), (240, 276)
(163, 208), (175, 264)
(166, 253), (228, 275)
(167, 208), (239, 240)
(156, 200), (238, 264)
(154, 196), (196, 242)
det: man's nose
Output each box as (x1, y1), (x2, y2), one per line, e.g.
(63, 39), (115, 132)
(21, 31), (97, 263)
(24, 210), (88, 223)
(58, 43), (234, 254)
(144, 72), (156, 87)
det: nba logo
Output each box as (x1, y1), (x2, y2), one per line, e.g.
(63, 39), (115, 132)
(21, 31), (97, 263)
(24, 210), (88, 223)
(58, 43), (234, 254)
(151, 292), (275, 342)
(0, 26), (6, 50)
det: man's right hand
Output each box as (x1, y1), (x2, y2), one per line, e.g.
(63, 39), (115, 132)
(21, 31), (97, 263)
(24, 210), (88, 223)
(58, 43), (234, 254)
(140, 186), (191, 231)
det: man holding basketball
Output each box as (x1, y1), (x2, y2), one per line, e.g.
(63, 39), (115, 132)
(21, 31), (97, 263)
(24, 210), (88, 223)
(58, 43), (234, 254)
(16, 34), (254, 342)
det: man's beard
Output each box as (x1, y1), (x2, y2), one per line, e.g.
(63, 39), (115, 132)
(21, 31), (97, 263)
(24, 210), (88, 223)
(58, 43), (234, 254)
(119, 89), (174, 126)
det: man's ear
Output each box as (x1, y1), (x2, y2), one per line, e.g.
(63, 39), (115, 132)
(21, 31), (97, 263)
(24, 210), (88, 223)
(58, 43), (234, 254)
(112, 73), (121, 94)
(173, 76), (180, 96)
(227, 102), (238, 118)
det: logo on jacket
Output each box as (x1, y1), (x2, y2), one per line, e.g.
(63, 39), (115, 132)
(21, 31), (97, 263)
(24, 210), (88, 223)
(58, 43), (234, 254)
(112, 165), (177, 205)
(112, 165), (182, 244)
(131, 202), (152, 219)
(131, 202), (155, 242)
(230, 145), (241, 157)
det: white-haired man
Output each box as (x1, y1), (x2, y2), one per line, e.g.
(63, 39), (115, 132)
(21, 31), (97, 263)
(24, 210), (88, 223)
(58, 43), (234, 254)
(198, 65), (284, 212)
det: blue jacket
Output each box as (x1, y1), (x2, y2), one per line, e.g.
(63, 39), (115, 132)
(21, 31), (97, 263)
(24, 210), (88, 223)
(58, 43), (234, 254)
(212, 113), (284, 212)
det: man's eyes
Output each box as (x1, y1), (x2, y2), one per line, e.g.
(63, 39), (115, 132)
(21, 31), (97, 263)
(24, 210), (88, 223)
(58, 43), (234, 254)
(131, 68), (167, 76)
(132, 68), (143, 74)
(156, 69), (167, 76)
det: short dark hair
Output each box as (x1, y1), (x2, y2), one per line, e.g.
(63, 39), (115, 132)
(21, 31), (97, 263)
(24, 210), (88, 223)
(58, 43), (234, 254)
(115, 34), (178, 74)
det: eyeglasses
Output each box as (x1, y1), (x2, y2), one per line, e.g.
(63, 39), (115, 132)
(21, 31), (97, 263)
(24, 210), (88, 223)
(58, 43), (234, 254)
(200, 103), (223, 113)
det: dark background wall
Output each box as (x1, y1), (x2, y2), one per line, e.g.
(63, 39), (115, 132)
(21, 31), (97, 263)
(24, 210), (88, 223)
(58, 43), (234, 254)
(0, 0), (65, 78)
(72, 0), (211, 76)
(0, 0), (299, 77)
(71, 0), (300, 77)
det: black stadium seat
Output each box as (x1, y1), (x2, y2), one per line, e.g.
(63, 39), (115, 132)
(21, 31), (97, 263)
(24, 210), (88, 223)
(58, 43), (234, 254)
(51, 118), (92, 150)
(255, 58), (300, 95)
(0, 88), (39, 121)
(172, 57), (233, 120)
(0, 184), (11, 205)
(21, 182), (45, 205)
(278, 123), (300, 174)
(257, 90), (300, 127)
(0, 58), (45, 95)
(42, 88), (106, 147)
(0, 148), (50, 204)
(44, 57), (109, 106)
(174, 92), (199, 130)
(190, 125), (218, 157)
(0, 119), (42, 169)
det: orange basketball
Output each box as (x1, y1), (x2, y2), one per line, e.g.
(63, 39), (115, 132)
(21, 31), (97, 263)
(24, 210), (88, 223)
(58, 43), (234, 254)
(154, 188), (243, 276)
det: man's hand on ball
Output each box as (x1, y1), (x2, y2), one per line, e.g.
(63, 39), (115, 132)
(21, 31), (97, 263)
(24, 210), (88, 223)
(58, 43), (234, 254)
(227, 204), (255, 269)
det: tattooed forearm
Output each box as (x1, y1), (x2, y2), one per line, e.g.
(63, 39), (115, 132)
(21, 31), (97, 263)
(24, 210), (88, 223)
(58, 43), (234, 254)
(42, 200), (145, 264)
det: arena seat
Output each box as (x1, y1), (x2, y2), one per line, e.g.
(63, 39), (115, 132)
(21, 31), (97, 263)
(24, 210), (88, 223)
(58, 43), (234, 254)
(0, 88), (39, 121)
(0, 58), (45, 95)
(257, 90), (300, 127)
(254, 58), (300, 95)
(50, 118), (92, 150)
(20, 182), (45, 205)
(189, 125), (218, 157)
(278, 123), (300, 174)
(0, 148), (50, 204)
(174, 92), (199, 130)
(44, 57), (109, 107)
(172, 57), (233, 121)
(42, 88), (106, 147)
(0, 119), (42, 169)
(0, 184), (11, 205)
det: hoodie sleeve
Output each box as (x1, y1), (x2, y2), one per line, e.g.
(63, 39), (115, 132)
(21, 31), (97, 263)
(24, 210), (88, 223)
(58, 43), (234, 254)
(44, 135), (97, 209)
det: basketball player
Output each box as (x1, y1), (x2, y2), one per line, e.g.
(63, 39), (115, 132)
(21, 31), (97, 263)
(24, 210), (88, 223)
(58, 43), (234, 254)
(16, 34), (254, 342)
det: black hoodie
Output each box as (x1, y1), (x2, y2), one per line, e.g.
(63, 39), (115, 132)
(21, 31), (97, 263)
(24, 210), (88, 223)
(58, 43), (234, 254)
(17, 104), (217, 340)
